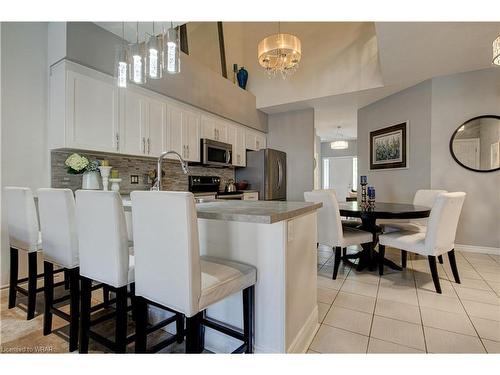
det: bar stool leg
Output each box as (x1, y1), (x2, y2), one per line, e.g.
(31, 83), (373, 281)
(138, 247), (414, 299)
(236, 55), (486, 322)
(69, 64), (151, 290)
(27, 251), (38, 320)
(134, 296), (148, 353)
(8, 247), (19, 309)
(185, 312), (203, 353)
(64, 269), (70, 290)
(129, 283), (136, 321)
(79, 276), (92, 353)
(243, 285), (255, 354)
(401, 250), (408, 269)
(43, 261), (54, 335)
(176, 313), (185, 344)
(68, 268), (80, 352)
(115, 286), (128, 353)
(102, 285), (110, 307)
(438, 255), (444, 264)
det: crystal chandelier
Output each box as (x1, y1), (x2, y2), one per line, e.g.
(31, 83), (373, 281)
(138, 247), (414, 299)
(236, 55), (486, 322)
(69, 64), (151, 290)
(493, 35), (500, 66)
(330, 126), (349, 150)
(258, 23), (301, 79)
(114, 22), (129, 88)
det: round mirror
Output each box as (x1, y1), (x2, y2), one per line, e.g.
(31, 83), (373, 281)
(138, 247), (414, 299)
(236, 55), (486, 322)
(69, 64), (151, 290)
(450, 115), (500, 172)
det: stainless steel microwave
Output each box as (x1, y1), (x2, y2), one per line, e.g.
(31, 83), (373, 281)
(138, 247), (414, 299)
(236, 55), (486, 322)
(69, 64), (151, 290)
(201, 139), (232, 167)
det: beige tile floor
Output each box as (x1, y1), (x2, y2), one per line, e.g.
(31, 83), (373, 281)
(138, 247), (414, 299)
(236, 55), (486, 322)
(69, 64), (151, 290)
(1, 246), (499, 354)
(308, 245), (500, 354)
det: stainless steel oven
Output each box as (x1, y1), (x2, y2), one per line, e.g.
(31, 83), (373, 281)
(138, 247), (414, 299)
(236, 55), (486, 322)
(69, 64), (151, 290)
(201, 139), (232, 167)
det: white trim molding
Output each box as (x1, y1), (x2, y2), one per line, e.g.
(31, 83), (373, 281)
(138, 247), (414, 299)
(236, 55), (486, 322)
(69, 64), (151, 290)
(455, 243), (500, 256)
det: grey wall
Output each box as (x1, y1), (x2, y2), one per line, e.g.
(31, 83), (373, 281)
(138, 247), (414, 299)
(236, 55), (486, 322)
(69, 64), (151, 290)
(321, 140), (358, 158)
(431, 68), (500, 249)
(267, 109), (315, 201)
(62, 22), (268, 132)
(358, 69), (500, 250)
(358, 80), (432, 204)
(1, 22), (50, 286)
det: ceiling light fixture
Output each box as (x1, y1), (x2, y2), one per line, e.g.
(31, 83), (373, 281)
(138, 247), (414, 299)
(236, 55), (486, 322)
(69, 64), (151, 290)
(147, 22), (163, 80)
(493, 35), (500, 66)
(165, 22), (180, 74)
(114, 22), (129, 88)
(129, 22), (147, 85)
(330, 126), (349, 150)
(258, 22), (301, 79)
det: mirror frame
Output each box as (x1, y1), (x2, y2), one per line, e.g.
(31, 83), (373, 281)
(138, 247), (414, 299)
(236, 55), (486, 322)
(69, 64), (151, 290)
(449, 115), (500, 173)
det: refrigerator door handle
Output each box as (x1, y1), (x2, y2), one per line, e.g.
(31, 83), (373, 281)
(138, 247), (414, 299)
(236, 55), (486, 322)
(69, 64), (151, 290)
(277, 159), (283, 190)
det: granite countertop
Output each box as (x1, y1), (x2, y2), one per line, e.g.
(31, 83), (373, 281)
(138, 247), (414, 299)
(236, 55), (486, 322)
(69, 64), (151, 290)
(122, 198), (321, 224)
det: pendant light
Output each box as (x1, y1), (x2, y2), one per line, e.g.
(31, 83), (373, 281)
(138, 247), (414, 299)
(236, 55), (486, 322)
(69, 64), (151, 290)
(164, 22), (180, 74)
(115, 22), (129, 88)
(330, 126), (349, 150)
(129, 22), (147, 84)
(147, 22), (163, 79)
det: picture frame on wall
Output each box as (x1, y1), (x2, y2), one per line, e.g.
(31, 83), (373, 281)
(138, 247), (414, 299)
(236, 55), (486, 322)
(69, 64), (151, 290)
(370, 122), (408, 170)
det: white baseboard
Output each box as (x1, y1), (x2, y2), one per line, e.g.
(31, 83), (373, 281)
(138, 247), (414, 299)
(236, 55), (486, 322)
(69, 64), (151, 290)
(455, 244), (500, 256)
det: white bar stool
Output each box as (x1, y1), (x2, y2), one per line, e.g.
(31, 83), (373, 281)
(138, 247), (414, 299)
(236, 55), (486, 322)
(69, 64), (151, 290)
(75, 190), (135, 353)
(4, 187), (64, 320)
(131, 191), (256, 354)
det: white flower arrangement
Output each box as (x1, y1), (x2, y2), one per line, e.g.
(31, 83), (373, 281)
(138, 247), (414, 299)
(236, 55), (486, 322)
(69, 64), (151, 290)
(65, 153), (99, 174)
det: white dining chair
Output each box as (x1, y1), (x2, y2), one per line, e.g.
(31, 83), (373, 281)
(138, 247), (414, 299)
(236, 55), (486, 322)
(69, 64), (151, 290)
(4, 187), (46, 320)
(378, 192), (466, 293)
(379, 189), (447, 267)
(37, 188), (80, 351)
(75, 190), (135, 353)
(304, 190), (372, 279)
(131, 191), (256, 353)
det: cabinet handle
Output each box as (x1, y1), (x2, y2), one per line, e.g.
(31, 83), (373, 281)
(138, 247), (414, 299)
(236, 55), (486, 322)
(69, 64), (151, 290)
(142, 137), (146, 154)
(187, 145), (190, 159)
(183, 145), (186, 158)
(116, 133), (120, 151)
(256, 140), (260, 149)
(147, 138), (151, 154)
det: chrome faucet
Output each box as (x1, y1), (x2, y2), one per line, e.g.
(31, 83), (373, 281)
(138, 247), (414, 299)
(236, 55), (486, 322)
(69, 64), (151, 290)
(151, 150), (189, 191)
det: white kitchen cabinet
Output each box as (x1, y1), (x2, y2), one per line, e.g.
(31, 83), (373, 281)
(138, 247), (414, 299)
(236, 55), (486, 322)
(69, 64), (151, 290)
(52, 62), (120, 152)
(201, 115), (227, 142)
(227, 124), (246, 167)
(245, 129), (267, 151)
(214, 120), (228, 143)
(167, 103), (200, 162)
(120, 89), (166, 157)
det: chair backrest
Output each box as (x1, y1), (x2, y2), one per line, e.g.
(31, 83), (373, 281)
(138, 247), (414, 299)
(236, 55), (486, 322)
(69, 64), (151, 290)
(131, 191), (201, 317)
(4, 187), (40, 252)
(304, 189), (343, 247)
(412, 189), (447, 225)
(37, 188), (79, 268)
(75, 190), (130, 287)
(425, 192), (466, 255)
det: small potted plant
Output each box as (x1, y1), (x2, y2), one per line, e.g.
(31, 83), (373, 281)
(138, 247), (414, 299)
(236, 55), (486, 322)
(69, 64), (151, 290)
(65, 153), (101, 189)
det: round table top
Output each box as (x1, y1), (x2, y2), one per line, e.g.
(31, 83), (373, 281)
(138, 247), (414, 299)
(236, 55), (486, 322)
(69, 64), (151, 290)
(338, 201), (431, 220)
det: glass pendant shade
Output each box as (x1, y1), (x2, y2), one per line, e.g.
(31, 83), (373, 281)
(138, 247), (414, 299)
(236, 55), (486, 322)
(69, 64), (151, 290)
(147, 33), (163, 79)
(115, 44), (129, 88)
(330, 140), (349, 150)
(493, 35), (500, 66)
(164, 26), (180, 74)
(129, 41), (147, 84)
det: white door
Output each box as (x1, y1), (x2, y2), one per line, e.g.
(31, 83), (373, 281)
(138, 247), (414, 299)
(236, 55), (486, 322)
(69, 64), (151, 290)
(66, 71), (119, 152)
(147, 98), (166, 157)
(121, 90), (147, 155)
(328, 157), (354, 202)
(454, 138), (480, 169)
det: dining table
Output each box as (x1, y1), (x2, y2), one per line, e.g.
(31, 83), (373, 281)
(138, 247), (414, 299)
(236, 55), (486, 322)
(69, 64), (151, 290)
(338, 201), (432, 272)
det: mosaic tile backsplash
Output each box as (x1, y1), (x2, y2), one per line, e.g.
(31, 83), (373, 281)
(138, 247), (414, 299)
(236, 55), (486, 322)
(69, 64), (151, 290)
(51, 149), (235, 194)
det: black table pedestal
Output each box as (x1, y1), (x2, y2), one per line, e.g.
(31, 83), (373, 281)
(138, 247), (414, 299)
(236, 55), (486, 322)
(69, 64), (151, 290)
(342, 216), (403, 272)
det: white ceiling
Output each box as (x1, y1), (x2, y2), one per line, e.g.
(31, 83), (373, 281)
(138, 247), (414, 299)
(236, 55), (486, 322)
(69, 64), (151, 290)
(95, 22), (185, 43)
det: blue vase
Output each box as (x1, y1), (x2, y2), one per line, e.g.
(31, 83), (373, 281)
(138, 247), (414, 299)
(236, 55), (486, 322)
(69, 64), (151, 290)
(237, 67), (248, 90)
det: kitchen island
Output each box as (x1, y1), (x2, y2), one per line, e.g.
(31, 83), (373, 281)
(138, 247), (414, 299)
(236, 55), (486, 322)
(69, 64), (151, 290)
(123, 199), (321, 353)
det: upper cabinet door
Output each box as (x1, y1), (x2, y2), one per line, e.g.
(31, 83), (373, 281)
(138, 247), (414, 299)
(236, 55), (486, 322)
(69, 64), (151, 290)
(183, 110), (201, 162)
(236, 126), (247, 166)
(166, 103), (184, 159)
(245, 130), (257, 151)
(256, 132), (267, 150)
(201, 115), (216, 140)
(66, 70), (119, 152)
(214, 120), (228, 143)
(147, 98), (166, 157)
(121, 90), (148, 156)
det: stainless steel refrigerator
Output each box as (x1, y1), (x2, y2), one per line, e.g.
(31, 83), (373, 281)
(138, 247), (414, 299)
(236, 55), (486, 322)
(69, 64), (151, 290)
(235, 149), (287, 201)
